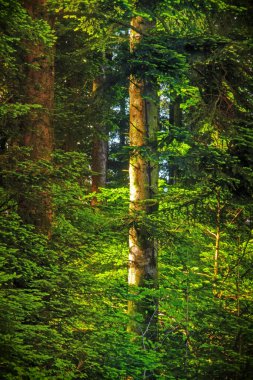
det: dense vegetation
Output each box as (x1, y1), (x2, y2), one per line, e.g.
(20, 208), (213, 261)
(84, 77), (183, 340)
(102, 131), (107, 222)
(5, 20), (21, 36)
(0, 0), (253, 379)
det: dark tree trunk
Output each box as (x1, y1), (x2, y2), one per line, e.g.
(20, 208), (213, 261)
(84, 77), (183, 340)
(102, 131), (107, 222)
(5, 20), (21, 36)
(20, 0), (55, 235)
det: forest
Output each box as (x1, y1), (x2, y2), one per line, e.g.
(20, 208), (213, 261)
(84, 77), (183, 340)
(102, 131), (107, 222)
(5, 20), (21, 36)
(0, 0), (253, 379)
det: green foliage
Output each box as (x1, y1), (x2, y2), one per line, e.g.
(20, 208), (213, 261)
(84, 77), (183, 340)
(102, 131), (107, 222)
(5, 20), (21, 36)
(154, 190), (253, 379)
(129, 35), (186, 80)
(0, 148), (163, 379)
(1, 0), (253, 379)
(0, 104), (42, 119)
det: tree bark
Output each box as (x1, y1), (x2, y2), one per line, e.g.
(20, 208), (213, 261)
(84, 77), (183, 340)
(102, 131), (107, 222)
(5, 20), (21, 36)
(169, 96), (182, 185)
(91, 77), (108, 206)
(214, 189), (221, 281)
(21, 0), (54, 235)
(128, 16), (159, 343)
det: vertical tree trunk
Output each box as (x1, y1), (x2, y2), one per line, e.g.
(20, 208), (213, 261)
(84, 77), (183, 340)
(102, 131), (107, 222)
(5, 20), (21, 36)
(21, 0), (54, 235)
(169, 96), (182, 185)
(119, 98), (127, 147)
(91, 77), (108, 206)
(214, 189), (221, 282)
(128, 16), (159, 343)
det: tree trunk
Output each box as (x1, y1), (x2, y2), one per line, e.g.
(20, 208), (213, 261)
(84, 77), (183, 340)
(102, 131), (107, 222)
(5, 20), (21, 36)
(169, 96), (182, 185)
(91, 77), (108, 206)
(128, 16), (159, 343)
(214, 189), (221, 282)
(21, 0), (54, 235)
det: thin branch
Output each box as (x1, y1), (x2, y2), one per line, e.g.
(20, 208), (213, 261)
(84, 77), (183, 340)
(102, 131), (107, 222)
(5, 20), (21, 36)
(56, 9), (147, 36)
(141, 305), (158, 338)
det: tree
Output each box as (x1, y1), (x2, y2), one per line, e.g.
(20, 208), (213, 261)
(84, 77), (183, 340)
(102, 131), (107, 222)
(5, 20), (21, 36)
(128, 13), (159, 345)
(1, 0), (253, 378)
(91, 76), (108, 205)
(20, 0), (55, 235)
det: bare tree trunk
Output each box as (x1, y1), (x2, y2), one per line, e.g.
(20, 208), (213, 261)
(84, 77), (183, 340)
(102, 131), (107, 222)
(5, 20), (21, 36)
(128, 16), (159, 344)
(21, 0), (54, 235)
(91, 77), (108, 206)
(214, 189), (221, 281)
(169, 97), (182, 184)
